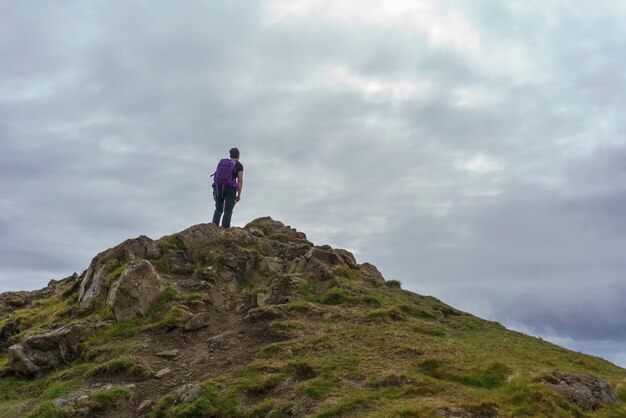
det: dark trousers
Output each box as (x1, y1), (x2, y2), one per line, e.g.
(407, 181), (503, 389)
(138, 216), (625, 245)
(212, 186), (237, 228)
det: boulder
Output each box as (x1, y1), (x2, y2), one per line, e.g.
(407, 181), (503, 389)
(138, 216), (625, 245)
(544, 371), (621, 411)
(78, 235), (155, 308)
(107, 260), (166, 321)
(9, 323), (109, 375)
(183, 312), (212, 332)
(175, 383), (203, 403)
(358, 263), (386, 288)
(207, 331), (238, 350)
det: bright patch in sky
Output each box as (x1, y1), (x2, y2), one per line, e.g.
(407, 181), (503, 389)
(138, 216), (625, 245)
(318, 66), (429, 102)
(266, 0), (479, 50)
(456, 155), (502, 173)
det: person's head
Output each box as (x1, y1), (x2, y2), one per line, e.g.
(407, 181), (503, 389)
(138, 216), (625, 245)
(230, 147), (240, 159)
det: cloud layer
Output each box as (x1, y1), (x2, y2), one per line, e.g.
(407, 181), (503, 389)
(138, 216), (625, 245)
(2, 0), (625, 366)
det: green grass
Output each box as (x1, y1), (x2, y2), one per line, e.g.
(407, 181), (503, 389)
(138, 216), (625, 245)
(144, 305), (191, 331)
(333, 266), (359, 281)
(26, 401), (72, 418)
(412, 323), (446, 337)
(385, 280), (402, 288)
(320, 289), (350, 305)
(365, 306), (405, 322)
(88, 318), (143, 345)
(145, 286), (178, 317)
(88, 387), (133, 412)
(256, 343), (286, 359)
(285, 301), (312, 312)
(85, 357), (151, 379)
(299, 377), (333, 398)
(297, 279), (318, 302)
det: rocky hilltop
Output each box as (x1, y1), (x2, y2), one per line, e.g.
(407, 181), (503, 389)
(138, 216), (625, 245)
(0, 217), (624, 417)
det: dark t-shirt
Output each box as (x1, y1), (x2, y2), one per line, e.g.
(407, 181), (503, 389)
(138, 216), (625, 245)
(234, 161), (244, 176)
(232, 161), (243, 188)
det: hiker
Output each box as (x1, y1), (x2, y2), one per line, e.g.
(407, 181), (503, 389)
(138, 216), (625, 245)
(211, 147), (244, 228)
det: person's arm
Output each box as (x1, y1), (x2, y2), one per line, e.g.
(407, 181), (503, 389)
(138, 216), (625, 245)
(235, 170), (243, 203)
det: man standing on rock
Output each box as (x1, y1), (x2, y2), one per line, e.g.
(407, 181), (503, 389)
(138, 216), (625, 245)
(212, 147), (244, 228)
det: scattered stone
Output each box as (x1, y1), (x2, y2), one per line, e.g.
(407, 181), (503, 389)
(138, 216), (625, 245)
(207, 331), (238, 350)
(138, 399), (154, 414)
(107, 260), (166, 321)
(184, 312), (212, 331)
(175, 383), (203, 403)
(155, 367), (171, 379)
(544, 371), (621, 411)
(75, 395), (89, 407)
(157, 349), (180, 359)
(52, 398), (69, 408)
(256, 292), (269, 307)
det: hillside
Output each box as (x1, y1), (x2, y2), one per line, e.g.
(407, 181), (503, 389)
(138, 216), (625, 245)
(0, 217), (624, 418)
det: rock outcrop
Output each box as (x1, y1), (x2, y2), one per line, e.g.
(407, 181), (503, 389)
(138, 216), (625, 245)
(73, 217), (378, 319)
(544, 371), (621, 411)
(8, 323), (110, 375)
(106, 260), (166, 321)
(78, 235), (160, 309)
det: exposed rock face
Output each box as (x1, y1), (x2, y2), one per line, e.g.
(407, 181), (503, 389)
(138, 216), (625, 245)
(78, 235), (159, 309)
(8, 323), (109, 375)
(544, 371), (621, 411)
(107, 260), (166, 321)
(73, 217), (373, 318)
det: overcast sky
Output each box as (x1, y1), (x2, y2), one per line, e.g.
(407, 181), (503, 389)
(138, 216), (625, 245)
(2, 0), (625, 367)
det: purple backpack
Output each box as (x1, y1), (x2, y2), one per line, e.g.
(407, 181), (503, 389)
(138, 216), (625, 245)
(212, 159), (237, 196)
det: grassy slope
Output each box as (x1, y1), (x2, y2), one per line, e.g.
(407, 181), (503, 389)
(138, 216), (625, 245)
(152, 269), (626, 417)
(0, 264), (625, 417)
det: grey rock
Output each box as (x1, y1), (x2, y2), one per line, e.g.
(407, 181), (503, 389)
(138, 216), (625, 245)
(207, 331), (238, 350)
(74, 394), (90, 407)
(52, 398), (69, 408)
(9, 323), (109, 375)
(107, 260), (166, 321)
(78, 235), (155, 308)
(154, 367), (171, 379)
(256, 292), (269, 307)
(138, 399), (154, 414)
(358, 263), (386, 288)
(184, 312), (211, 331)
(208, 289), (227, 307)
(156, 349), (180, 359)
(175, 383), (203, 403)
(545, 371), (621, 411)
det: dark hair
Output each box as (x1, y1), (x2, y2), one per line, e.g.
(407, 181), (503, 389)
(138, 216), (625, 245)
(229, 147), (240, 159)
